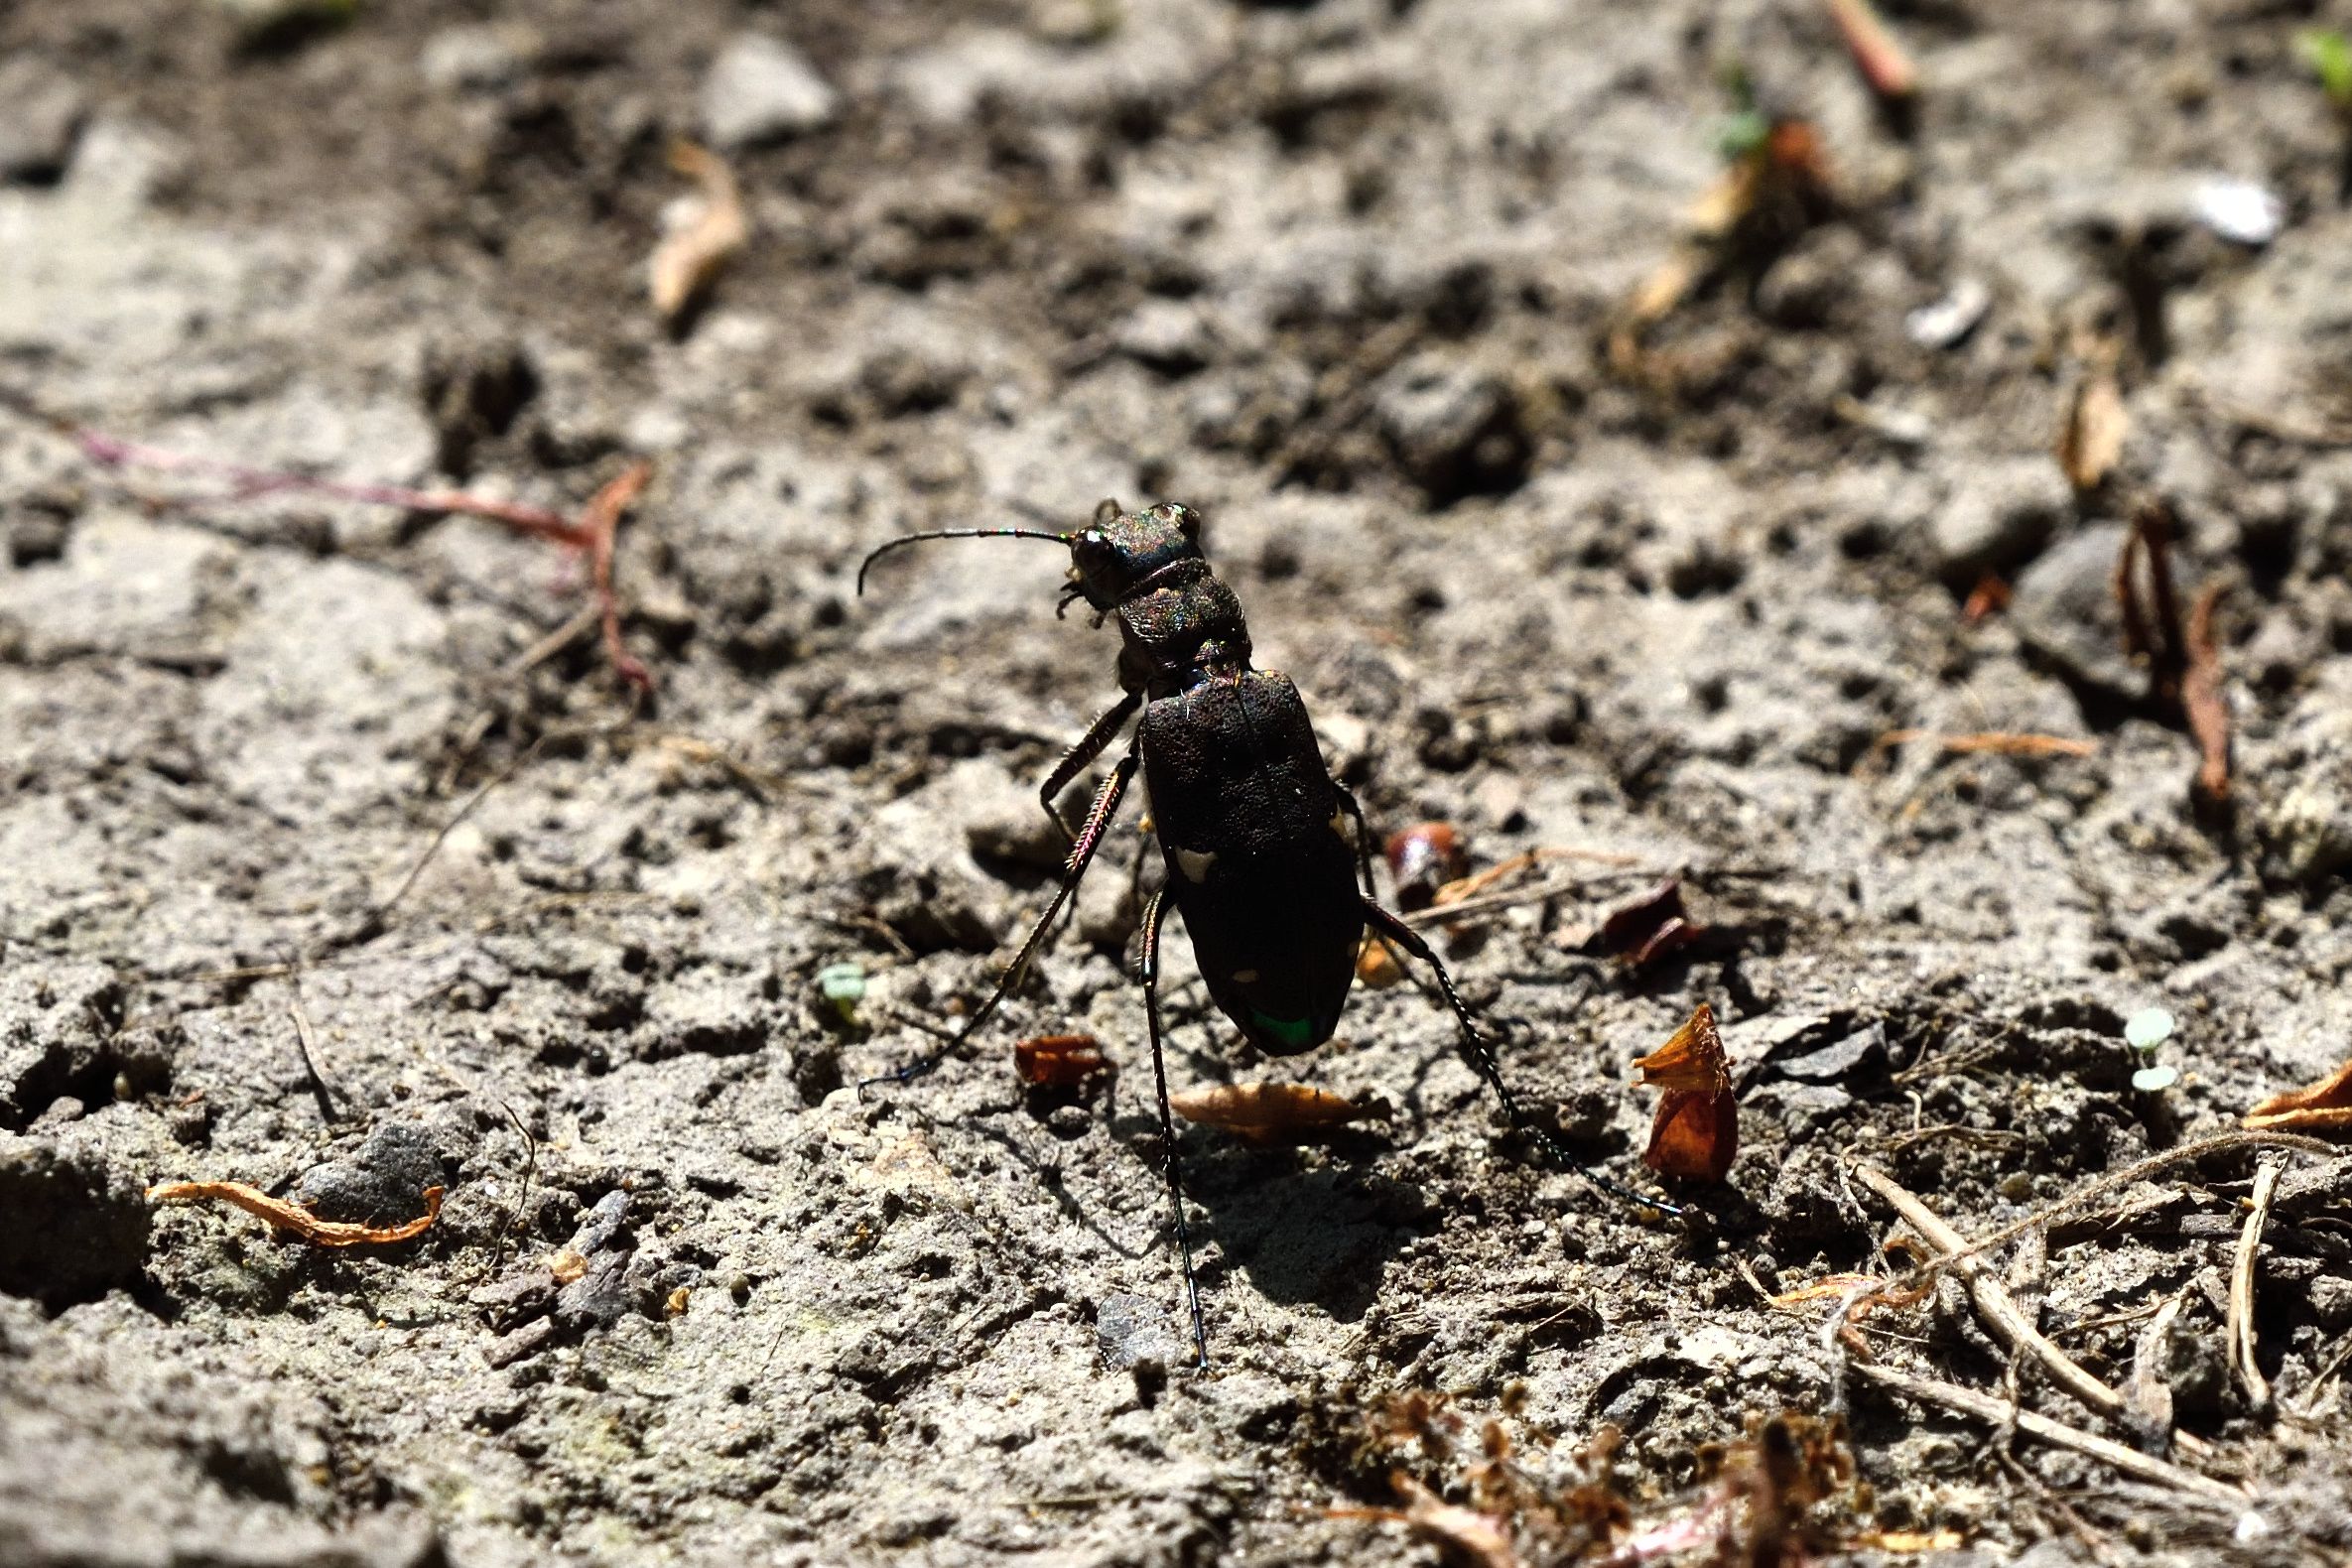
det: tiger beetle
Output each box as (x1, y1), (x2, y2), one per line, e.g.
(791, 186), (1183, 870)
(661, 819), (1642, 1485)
(854, 498), (1677, 1367)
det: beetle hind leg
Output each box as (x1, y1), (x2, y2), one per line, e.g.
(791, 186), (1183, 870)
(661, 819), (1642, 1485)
(1137, 888), (1212, 1369)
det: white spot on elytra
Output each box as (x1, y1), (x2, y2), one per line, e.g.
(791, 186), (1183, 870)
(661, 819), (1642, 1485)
(1174, 847), (1217, 883)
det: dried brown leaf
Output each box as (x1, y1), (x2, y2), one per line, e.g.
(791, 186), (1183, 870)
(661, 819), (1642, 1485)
(2245, 1057), (2352, 1134)
(649, 139), (747, 322)
(1169, 1082), (1375, 1143)
(149, 1180), (444, 1246)
(1633, 1004), (1738, 1182)
(1013, 1033), (1108, 1088)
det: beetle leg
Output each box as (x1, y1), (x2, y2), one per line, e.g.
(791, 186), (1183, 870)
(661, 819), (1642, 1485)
(859, 753), (1137, 1094)
(1359, 901), (1682, 1218)
(1038, 690), (1142, 843)
(1136, 887), (1210, 1369)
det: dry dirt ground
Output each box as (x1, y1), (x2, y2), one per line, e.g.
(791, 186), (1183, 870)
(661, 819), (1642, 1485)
(3, 1), (2352, 1564)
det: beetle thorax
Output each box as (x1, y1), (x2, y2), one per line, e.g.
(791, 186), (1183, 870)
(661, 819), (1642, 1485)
(1117, 577), (1251, 695)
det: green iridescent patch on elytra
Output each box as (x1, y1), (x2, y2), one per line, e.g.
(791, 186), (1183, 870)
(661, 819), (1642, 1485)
(1248, 1009), (1316, 1049)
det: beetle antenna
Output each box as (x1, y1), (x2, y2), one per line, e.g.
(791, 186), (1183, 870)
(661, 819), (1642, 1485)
(855, 527), (1071, 596)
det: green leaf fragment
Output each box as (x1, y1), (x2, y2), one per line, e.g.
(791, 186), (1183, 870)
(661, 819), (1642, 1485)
(2298, 29), (2352, 109)
(2132, 1064), (2180, 1094)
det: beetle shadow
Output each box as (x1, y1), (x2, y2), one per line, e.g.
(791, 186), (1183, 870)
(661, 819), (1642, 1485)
(1112, 1110), (1427, 1326)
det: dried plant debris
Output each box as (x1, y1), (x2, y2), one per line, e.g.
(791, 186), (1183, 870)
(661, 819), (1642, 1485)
(1825, 0), (1918, 104)
(2115, 499), (2232, 807)
(1871, 728), (2096, 761)
(2056, 348), (2128, 494)
(1386, 822), (1469, 912)
(1, 394), (661, 690)
(1633, 1003), (1739, 1182)
(2244, 1057), (2352, 1136)
(648, 139), (748, 324)
(1339, 1396), (1870, 1568)
(1612, 102), (1836, 377)
(1167, 1083), (1380, 1143)
(1012, 1033), (1108, 1088)
(149, 1180), (444, 1246)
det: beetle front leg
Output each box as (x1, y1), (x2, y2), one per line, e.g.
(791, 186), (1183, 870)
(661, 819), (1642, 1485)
(858, 752), (1137, 1094)
(1038, 690), (1141, 843)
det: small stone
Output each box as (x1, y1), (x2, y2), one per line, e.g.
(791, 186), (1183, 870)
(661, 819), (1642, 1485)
(701, 35), (840, 150)
(1373, 352), (1529, 506)
(295, 1121), (444, 1225)
(0, 59), (85, 184)
(1905, 279), (1990, 350)
(2009, 523), (2138, 697)
(1775, 1022), (1888, 1084)
(567, 1189), (631, 1255)
(2193, 176), (2283, 247)
(1096, 1291), (1188, 1371)
(1927, 456), (2071, 587)
(1113, 300), (1215, 375)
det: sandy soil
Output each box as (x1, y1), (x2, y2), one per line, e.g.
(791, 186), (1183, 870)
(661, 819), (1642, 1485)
(3, 1), (2351, 1564)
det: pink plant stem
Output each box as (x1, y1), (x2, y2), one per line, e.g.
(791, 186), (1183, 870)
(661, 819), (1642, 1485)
(72, 430), (589, 545)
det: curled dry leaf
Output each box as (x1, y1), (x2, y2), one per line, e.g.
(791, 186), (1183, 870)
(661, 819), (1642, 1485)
(2115, 500), (2233, 807)
(2244, 1057), (2352, 1135)
(1633, 1003), (1738, 1182)
(1013, 1033), (1108, 1088)
(648, 139), (748, 323)
(148, 1180), (445, 1246)
(1169, 1082), (1377, 1143)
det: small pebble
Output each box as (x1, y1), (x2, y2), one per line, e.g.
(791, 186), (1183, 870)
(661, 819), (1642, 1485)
(1904, 279), (1989, 350)
(701, 34), (840, 150)
(2193, 177), (2283, 246)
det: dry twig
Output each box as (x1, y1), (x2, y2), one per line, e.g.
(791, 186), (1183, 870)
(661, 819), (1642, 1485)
(2228, 1159), (2284, 1410)
(1851, 1365), (2244, 1506)
(149, 1180), (445, 1246)
(1851, 1164), (2217, 1461)
(1872, 730), (2097, 761)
